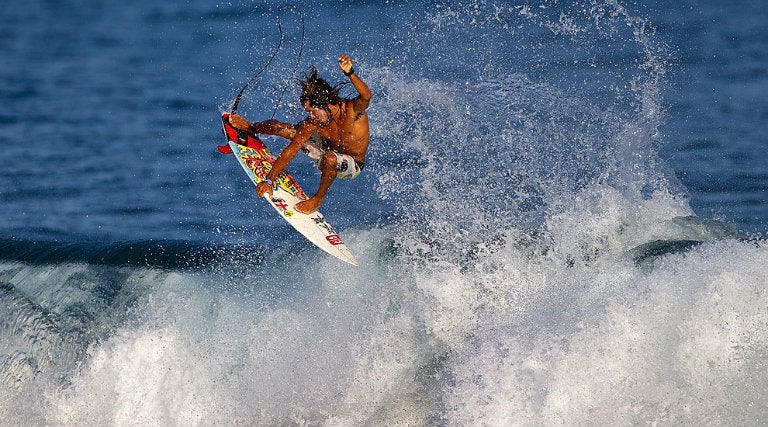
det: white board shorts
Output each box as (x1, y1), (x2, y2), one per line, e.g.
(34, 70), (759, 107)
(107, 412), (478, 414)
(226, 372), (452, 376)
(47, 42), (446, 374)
(302, 133), (364, 180)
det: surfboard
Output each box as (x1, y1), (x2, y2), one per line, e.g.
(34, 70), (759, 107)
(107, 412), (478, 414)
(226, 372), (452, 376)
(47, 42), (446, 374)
(219, 113), (359, 266)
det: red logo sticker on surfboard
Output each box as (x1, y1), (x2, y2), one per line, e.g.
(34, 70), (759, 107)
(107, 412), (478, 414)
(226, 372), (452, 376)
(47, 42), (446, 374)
(326, 234), (344, 245)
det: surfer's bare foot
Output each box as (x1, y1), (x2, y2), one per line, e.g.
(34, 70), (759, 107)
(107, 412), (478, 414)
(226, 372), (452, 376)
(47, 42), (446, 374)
(295, 198), (322, 214)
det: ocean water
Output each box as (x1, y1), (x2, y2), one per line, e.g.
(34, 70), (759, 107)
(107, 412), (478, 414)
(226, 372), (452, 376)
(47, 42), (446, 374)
(1, 0), (767, 425)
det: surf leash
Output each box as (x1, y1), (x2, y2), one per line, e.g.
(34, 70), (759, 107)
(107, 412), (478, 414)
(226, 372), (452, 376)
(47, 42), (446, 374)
(269, 7), (305, 119)
(231, 13), (284, 114)
(231, 6), (306, 119)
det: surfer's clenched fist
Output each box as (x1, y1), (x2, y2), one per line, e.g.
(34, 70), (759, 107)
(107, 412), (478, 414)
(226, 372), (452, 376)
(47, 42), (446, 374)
(256, 179), (273, 198)
(338, 55), (354, 74)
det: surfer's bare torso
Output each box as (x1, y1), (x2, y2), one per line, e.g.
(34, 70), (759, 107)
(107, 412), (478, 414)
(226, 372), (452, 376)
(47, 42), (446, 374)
(228, 54), (371, 214)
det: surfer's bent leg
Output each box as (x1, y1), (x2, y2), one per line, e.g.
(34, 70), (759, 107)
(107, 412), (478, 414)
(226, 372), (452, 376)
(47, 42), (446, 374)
(295, 151), (338, 214)
(333, 151), (364, 180)
(301, 133), (328, 160)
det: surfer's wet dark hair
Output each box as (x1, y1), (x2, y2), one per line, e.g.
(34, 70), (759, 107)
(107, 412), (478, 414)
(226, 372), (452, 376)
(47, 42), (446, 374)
(299, 66), (344, 109)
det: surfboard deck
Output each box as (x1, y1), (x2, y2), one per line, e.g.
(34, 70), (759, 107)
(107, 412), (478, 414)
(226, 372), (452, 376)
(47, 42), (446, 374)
(220, 113), (358, 266)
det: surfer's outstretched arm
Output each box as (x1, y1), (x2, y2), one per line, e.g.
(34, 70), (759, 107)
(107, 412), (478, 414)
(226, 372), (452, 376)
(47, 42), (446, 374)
(252, 119), (296, 139)
(229, 114), (296, 140)
(338, 55), (371, 113)
(255, 121), (317, 197)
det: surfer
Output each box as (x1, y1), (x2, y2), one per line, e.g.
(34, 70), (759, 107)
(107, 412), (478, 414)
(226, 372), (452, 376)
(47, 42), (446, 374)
(228, 54), (371, 214)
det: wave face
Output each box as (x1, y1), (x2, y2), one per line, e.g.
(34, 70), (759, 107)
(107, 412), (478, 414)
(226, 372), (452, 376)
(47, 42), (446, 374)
(3, 227), (767, 426)
(1, 0), (768, 426)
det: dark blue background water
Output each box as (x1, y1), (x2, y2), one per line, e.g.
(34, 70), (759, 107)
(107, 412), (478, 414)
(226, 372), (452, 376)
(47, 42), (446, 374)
(658, 0), (767, 236)
(1, 1), (767, 425)
(0, 0), (765, 244)
(0, 1), (395, 246)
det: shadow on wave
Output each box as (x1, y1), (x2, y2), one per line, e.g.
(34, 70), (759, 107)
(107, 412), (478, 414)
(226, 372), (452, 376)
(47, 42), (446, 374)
(0, 238), (265, 270)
